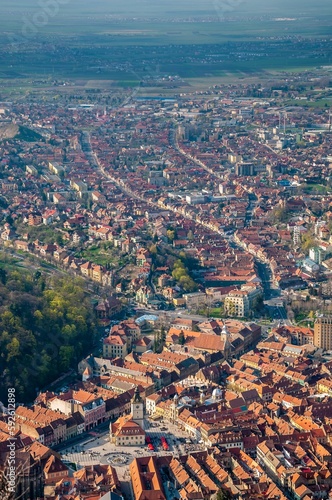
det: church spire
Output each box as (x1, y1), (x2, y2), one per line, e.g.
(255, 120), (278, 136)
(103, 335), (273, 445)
(221, 322), (229, 337)
(221, 322), (231, 361)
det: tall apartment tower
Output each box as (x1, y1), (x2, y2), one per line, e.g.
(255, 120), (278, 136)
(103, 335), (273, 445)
(314, 317), (332, 350)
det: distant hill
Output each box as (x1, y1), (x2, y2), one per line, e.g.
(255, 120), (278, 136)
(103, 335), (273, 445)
(0, 123), (43, 142)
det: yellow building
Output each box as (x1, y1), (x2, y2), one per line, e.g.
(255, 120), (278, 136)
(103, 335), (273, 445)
(103, 335), (128, 359)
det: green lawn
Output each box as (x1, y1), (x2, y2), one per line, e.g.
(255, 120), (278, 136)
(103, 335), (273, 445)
(0, 252), (23, 272)
(301, 184), (328, 194)
(78, 243), (128, 267)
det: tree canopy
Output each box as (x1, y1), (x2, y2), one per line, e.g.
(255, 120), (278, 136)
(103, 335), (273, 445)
(171, 259), (198, 292)
(0, 267), (96, 403)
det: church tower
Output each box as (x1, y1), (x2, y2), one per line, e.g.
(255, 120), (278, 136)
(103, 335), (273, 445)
(131, 386), (144, 430)
(220, 322), (231, 360)
(170, 393), (179, 423)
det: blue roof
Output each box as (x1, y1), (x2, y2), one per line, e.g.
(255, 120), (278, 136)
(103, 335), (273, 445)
(135, 314), (158, 325)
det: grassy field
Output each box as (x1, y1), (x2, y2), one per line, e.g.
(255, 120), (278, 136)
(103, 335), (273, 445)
(284, 98), (332, 108)
(1, 39), (331, 84)
(0, 251), (23, 272)
(301, 184), (329, 194)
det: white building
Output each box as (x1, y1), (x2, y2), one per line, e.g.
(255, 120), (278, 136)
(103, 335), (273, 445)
(224, 290), (250, 318)
(145, 393), (162, 416)
(309, 247), (324, 265)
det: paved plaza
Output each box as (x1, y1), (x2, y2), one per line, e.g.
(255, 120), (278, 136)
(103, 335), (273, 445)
(60, 418), (204, 470)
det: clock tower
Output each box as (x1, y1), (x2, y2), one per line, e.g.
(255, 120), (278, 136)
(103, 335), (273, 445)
(131, 386), (145, 430)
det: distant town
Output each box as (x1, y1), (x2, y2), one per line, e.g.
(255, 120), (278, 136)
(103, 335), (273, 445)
(1, 67), (332, 500)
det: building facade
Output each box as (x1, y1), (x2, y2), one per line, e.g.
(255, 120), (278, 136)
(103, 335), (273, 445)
(224, 290), (250, 317)
(314, 317), (332, 350)
(110, 387), (145, 446)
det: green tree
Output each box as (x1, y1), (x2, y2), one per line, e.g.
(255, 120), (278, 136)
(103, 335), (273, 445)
(216, 488), (231, 500)
(149, 244), (158, 255)
(160, 326), (166, 344)
(180, 275), (197, 292)
(270, 206), (288, 223)
(55, 233), (64, 246)
(0, 270), (96, 403)
(7, 337), (20, 362)
(59, 345), (75, 371)
(39, 352), (53, 387)
(0, 268), (7, 284)
(301, 232), (315, 252)
(166, 230), (175, 242)
(153, 330), (160, 352)
(178, 330), (185, 345)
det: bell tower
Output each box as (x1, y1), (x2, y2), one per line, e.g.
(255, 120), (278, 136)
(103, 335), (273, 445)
(131, 386), (144, 430)
(221, 322), (231, 360)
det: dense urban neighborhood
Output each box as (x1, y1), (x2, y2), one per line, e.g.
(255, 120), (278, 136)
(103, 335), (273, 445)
(1, 66), (332, 500)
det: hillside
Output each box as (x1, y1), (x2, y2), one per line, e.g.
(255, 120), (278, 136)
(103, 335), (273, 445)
(0, 258), (97, 403)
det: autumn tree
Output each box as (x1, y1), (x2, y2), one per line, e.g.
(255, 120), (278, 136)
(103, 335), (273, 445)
(166, 229), (176, 242)
(301, 231), (315, 252)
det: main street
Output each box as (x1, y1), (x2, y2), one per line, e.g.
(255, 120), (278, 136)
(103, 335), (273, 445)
(170, 124), (224, 180)
(90, 133), (280, 312)
(171, 122), (284, 314)
(79, 95), (293, 335)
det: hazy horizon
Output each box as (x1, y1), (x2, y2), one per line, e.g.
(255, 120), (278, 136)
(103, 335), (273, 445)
(1, 0), (331, 80)
(2, 0), (332, 20)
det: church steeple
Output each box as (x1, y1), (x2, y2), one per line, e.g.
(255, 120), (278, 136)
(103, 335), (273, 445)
(221, 323), (230, 337)
(221, 322), (231, 360)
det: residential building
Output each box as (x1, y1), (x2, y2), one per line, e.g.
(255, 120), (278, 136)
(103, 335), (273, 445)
(103, 335), (128, 359)
(130, 457), (166, 500)
(183, 292), (206, 309)
(224, 290), (250, 317)
(314, 316), (332, 349)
